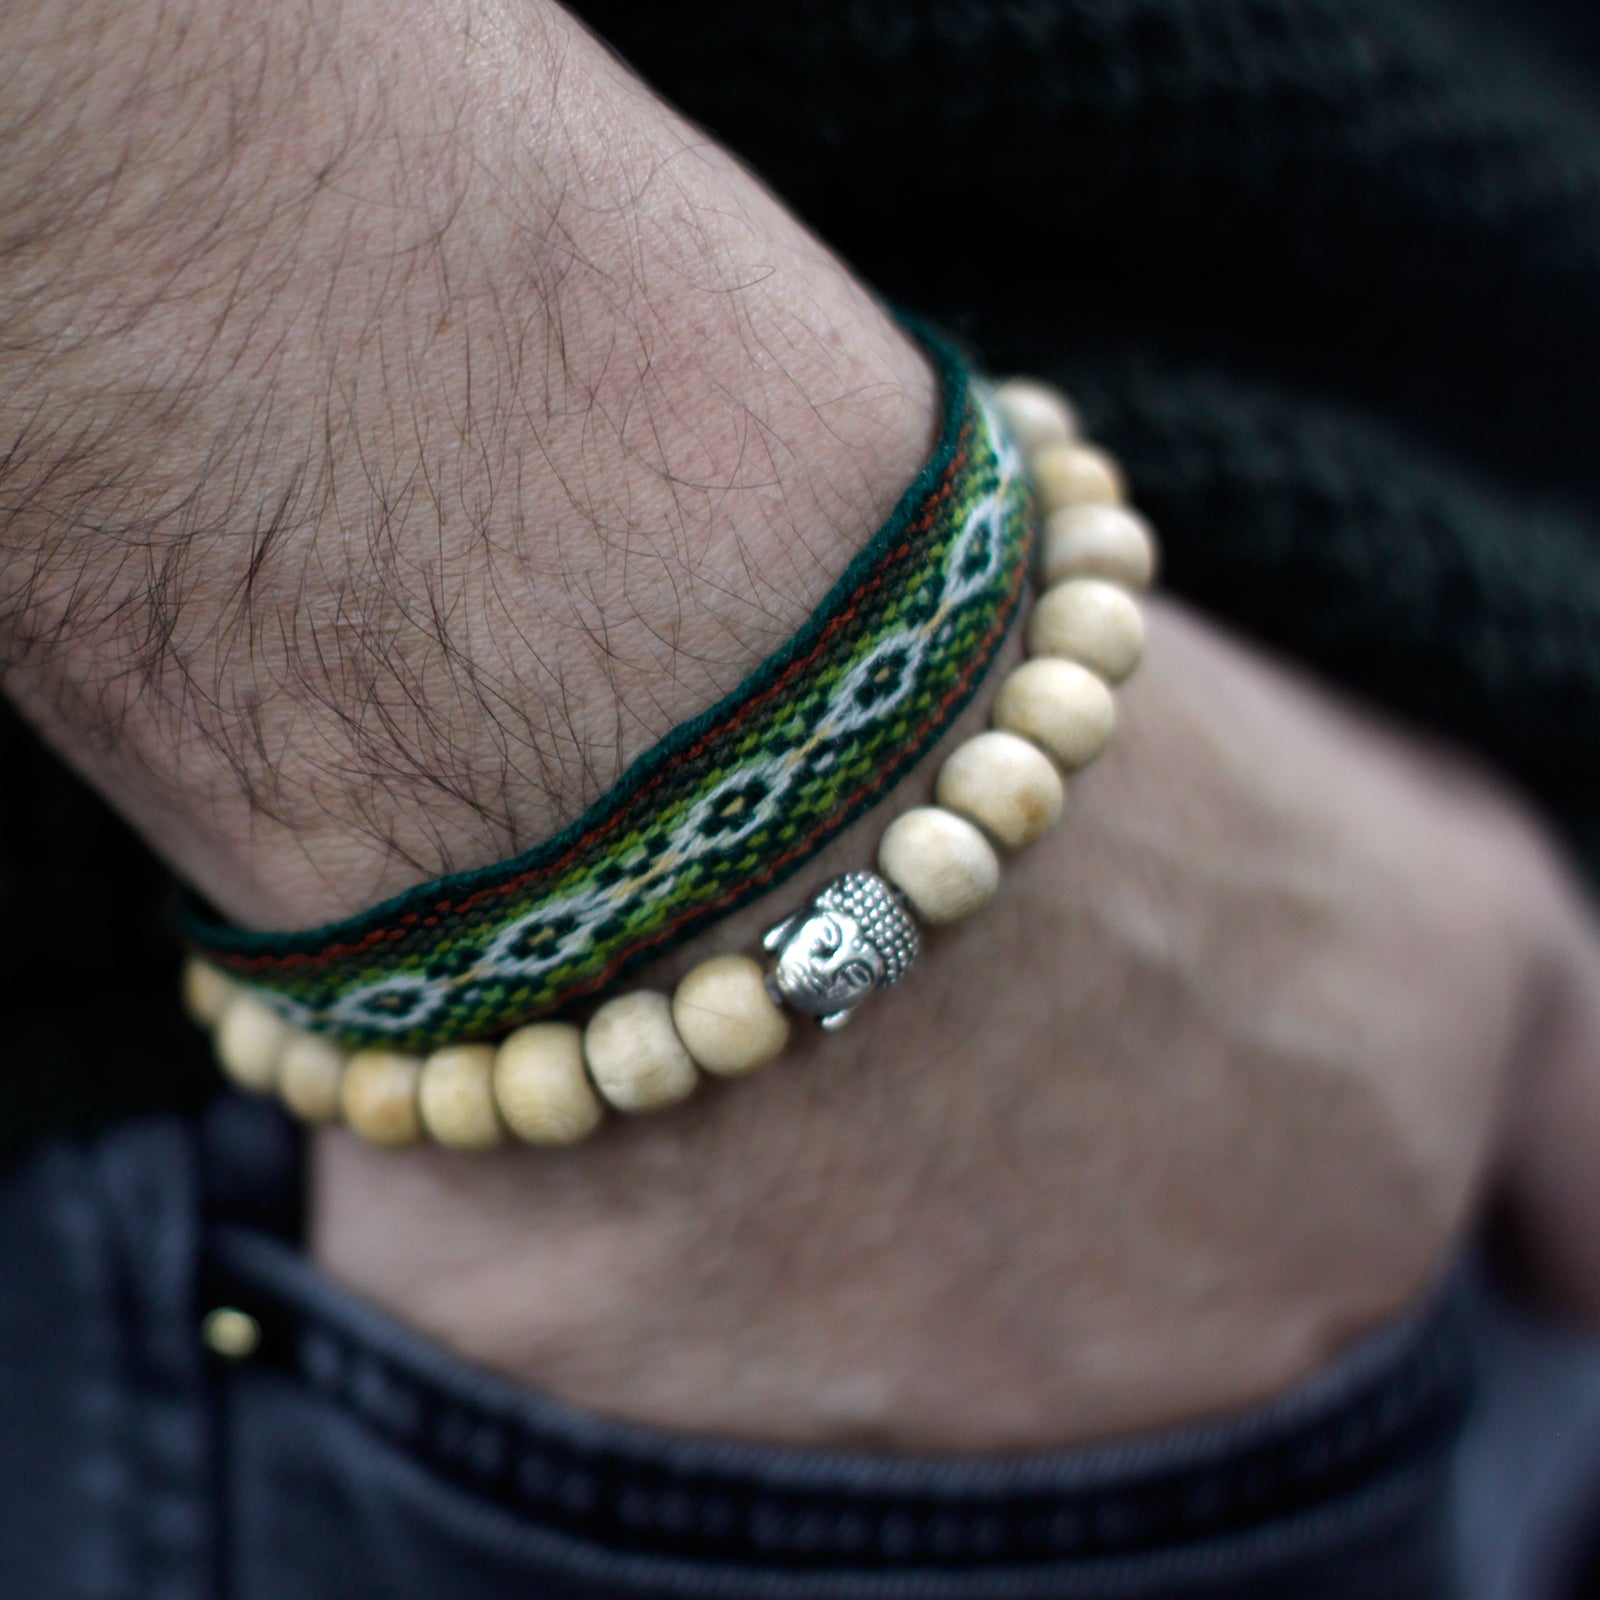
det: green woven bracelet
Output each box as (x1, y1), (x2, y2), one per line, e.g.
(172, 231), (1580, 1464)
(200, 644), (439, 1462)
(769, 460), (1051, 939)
(180, 328), (1034, 1050)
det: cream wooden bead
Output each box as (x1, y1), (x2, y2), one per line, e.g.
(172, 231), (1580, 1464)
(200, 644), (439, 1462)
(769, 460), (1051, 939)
(215, 993), (289, 1093)
(1031, 443), (1125, 511)
(584, 991), (699, 1113)
(341, 1050), (423, 1147)
(201, 1307), (262, 1361)
(418, 1044), (504, 1150)
(278, 1032), (347, 1122)
(993, 658), (1116, 772)
(672, 955), (790, 1078)
(1042, 504), (1157, 592)
(183, 958), (236, 1028)
(1027, 578), (1146, 684)
(877, 805), (1000, 924)
(494, 1023), (604, 1145)
(935, 730), (1064, 850)
(991, 378), (1077, 454)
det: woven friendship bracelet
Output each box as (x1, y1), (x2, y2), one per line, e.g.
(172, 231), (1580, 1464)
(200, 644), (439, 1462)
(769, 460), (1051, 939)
(186, 373), (1156, 1146)
(180, 330), (1034, 1051)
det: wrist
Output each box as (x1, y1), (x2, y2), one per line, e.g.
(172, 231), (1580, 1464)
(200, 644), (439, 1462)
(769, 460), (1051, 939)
(0, 0), (935, 931)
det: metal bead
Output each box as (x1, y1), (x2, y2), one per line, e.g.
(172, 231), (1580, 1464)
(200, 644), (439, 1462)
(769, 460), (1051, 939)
(762, 871), (919, 1030)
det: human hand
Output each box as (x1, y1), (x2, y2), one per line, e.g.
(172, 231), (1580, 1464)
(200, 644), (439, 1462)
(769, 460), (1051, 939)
(314, 594), (1600, 1449)
(4, 0), (1597, 1456)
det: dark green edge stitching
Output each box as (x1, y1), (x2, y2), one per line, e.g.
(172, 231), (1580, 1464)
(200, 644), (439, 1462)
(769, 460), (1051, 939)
(179, 320), (974, 962)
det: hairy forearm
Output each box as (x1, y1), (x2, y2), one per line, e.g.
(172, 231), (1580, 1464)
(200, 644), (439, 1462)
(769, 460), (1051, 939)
(0, 0), (933, 927)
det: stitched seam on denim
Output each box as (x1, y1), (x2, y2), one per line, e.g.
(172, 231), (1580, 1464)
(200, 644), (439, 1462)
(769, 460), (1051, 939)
(205, 1251), (1473, 1571)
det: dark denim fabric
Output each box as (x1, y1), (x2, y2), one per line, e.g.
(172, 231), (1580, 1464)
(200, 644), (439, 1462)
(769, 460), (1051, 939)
(0, 1093), (1510, 1599)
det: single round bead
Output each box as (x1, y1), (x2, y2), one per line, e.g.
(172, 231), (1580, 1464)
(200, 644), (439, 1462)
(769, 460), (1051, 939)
(934, 730), (1065, 850)
(672, 955), (790, 1078)
(993, 658), (1117, 772)
(201, 1307), (262, 1362)
(991, 378), (1077, 454)
(214, 992), (289, 1093)
(494, 1023), (604, 1145)
(1027, 578), (1147, 684)
(277, 1031), (347, 1122)
(182, 958), (236, 1028)
(878, 806), (1001, 924)
(584, 991), (699, 1113)
(1030, 443), (1125, 512)
(341, 1050), (423, 1147)
(418, 1044), (504, 1150)
(1042, 504), (1157, 592)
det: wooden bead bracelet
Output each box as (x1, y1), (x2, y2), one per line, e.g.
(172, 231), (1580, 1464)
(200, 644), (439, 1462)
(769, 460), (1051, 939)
(183, 378), (1155, 1150)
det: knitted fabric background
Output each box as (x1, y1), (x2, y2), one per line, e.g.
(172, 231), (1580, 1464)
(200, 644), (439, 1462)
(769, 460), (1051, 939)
(2, 0), (1598, 1160)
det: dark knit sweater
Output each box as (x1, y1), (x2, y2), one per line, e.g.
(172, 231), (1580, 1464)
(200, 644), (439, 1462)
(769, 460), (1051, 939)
(3, 0), (1598, 1165)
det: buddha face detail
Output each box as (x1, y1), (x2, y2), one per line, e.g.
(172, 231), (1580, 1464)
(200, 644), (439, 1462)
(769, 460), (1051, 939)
(768, 908), (885, 1022)
(762, 872), (918, 1030)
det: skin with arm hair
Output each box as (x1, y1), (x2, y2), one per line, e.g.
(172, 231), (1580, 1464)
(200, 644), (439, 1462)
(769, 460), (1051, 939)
(0, 0), (935, 926)
(3, 0), (1600, 1451)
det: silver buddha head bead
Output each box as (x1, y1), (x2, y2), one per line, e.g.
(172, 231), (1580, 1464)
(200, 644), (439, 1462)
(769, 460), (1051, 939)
(761, 871), (919, 1030)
